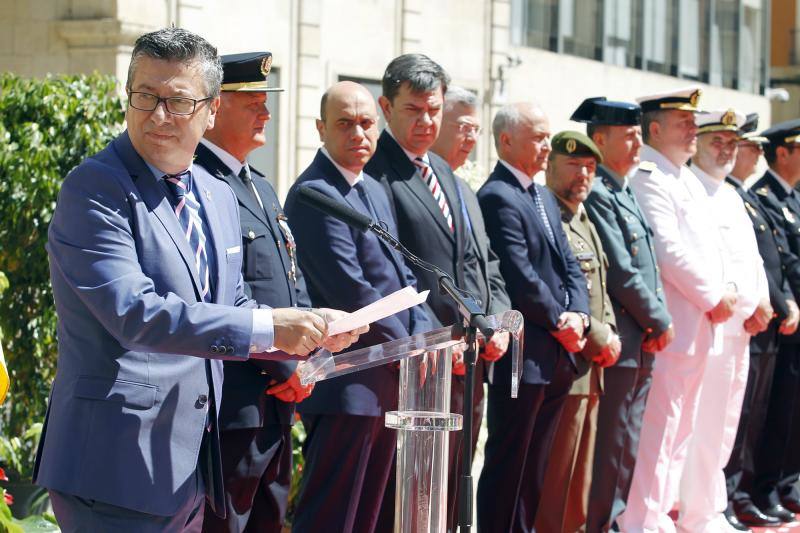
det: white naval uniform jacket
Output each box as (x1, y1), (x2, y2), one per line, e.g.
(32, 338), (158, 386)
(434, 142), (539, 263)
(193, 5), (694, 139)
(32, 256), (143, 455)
(630, 145), (727, 356)
(691, 164), (769, 339)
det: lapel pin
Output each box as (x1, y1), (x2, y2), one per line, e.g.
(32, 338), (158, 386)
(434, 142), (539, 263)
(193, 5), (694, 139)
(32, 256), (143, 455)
(205, 189), (212, 201)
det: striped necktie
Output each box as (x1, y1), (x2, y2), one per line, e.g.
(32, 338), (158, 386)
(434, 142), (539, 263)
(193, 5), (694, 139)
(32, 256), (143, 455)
(164, 171), (212, 302)
(414, 157), (454, 232)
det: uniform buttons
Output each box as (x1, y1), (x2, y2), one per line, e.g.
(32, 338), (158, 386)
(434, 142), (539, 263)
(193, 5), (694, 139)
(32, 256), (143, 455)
(631, 246), (638, 256)
(759, 225), (766, 232)
(774, 229), (779, 236)
(250, 344), (258, 352)
(248, 230), (256, 240)
(211, 345), (219, 353)
(779, 246), (784, 252)
(226, 346), (235, 354)
(632, 232), (639, 240)
(657, 287), (662, 292)
(197, 394), (208, 406)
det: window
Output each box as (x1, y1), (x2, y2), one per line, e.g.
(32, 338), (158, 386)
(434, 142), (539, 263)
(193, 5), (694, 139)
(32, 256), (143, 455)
(602, 0), (639, 68)
(512, 0), (558, 51)
(512, 0), (767, 94)
(559, 0), (602, 60)
(248, 69), (280, 186)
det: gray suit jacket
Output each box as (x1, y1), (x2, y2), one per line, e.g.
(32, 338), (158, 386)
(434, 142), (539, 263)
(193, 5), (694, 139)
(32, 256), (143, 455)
(584, 165), (671, 367)
(34, 132), (287, 517)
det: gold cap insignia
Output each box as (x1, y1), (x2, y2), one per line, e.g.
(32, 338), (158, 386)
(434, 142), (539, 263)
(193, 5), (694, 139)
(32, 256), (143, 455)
(566, 139), (577, 153)
(689, 89), (701, 108)
(260, 55), (272, 77)
(722, 110), (736, 126)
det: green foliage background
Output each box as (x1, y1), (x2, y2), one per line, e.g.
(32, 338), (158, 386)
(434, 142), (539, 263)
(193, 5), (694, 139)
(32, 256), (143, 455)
(0, 73), (125, 479)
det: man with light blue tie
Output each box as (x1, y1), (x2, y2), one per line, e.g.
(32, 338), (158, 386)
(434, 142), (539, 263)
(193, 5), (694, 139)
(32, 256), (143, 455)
(33, 28), (364, 532)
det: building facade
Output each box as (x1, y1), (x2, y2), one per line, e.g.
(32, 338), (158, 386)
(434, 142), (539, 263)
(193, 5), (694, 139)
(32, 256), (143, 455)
(0, 0), (772, 197)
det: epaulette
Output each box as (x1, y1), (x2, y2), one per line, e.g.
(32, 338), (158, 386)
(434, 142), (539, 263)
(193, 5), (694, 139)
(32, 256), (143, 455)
(755, 186), (769, 197)
(638, 161), (658, 172)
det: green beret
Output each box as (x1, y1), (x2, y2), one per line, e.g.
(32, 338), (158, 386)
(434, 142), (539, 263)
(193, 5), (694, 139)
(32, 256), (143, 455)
(551, 130), (603, 163)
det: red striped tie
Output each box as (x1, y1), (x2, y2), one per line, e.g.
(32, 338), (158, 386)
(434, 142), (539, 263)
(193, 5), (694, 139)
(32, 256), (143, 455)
(414, 157), (454, 232)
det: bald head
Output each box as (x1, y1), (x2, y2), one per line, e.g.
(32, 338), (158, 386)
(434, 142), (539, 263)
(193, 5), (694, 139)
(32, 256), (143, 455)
(316, 81), (379, 174)
(493, 102), (551, 177)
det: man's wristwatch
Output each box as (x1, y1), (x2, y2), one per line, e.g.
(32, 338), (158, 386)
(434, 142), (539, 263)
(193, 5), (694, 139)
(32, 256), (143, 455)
(577, 312), (591, 334)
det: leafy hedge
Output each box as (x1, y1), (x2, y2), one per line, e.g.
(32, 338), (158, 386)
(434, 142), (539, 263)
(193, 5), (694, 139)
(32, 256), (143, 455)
(0, 73), (125, 480)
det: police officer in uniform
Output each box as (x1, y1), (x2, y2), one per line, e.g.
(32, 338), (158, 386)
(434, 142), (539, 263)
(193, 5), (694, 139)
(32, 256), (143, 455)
(536, 131), (620, 533)
(724, 114), (798, 529)
(195, 52), (313, 533)
(749, 119), (800, 524)
(574, 98), (673, 532)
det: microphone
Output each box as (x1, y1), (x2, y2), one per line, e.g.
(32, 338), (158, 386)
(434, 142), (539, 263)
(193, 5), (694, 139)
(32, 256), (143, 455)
(297, 186), (373, 232)
(296, 185), (495, 339)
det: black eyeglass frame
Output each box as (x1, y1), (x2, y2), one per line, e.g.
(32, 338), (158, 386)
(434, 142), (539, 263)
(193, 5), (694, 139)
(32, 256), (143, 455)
(127, 91), (214, 116)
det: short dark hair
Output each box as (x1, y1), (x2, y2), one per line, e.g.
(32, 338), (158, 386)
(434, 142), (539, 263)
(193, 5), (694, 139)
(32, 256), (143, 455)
(641, 110), (667, 144)
(381, 53), (450, 103)
(586, 123), (609, 140)
(320, 91), (329, 122)
(126, 27), (223, 97)
(765, 142), (795, 165)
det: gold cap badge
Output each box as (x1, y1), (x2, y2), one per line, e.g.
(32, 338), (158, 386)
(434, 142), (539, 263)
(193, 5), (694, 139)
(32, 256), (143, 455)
(566, 139), (577, 153)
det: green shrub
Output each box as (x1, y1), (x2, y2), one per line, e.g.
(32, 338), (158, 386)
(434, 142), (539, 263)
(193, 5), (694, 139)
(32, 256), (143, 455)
(0, 73), (125, 480)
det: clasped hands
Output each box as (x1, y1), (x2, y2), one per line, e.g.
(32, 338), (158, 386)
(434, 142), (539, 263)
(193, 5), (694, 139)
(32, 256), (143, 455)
(550, 312), (586, 353)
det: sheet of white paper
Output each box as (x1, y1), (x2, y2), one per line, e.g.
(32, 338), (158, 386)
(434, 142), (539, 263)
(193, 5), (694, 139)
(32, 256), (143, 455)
(326, 286), (430, 336)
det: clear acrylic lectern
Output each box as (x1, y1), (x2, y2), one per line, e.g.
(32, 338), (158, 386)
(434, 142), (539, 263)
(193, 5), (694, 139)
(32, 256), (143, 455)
(297, 310), (524, 532)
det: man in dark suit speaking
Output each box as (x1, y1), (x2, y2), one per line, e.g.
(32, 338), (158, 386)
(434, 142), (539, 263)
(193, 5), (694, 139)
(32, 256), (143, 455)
(34, 28), (363, 532)
(286, 81), (432, 533)
(476, 102), (590, 533)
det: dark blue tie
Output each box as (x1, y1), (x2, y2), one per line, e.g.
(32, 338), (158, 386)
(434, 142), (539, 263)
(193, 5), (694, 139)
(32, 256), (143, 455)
(164, 171), (212, 302)
(529, 185), (556, 245)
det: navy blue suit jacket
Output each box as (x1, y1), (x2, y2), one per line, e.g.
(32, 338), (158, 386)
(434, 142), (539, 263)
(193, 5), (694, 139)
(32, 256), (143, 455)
(285, 150), (432, 416)
(195, 143), (311, 429)
(477, 162), (589, 386)
(35, 132), (289, 517)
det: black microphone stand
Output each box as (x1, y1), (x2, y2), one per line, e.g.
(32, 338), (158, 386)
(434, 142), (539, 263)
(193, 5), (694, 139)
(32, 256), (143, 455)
(369, 223), (492, 533)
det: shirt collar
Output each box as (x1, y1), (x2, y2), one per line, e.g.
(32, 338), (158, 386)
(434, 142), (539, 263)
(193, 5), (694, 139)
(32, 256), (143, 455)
(386, 126), (429, 164)
(640, 144), (681, 177)
(200, 138), (245, 176)
(320, 147), (364, 187)
(689, 163), (724, 195)
(499, 159), (534, 190)
(768, 168), (795, 195)
(599, 164), (628, 188)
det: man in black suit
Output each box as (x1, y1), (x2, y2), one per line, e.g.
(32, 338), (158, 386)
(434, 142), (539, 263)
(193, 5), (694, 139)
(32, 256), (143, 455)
(749, 119), (800, 524)
(286, 81), (432, 533)
(195, 52), (315, 533)
(723, 115), (798, 529)
(476, 102), (590, 533)
(430, 85), (512, 530)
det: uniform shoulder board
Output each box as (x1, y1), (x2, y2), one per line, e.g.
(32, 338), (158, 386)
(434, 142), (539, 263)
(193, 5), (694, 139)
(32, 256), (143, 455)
(755, 186), (769, 197)
(638, 161), (658, 172)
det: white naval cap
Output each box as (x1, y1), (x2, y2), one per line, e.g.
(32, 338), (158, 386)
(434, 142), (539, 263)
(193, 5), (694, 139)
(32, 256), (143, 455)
(636, 85), (702, 113)
(696, 108), (746, 135)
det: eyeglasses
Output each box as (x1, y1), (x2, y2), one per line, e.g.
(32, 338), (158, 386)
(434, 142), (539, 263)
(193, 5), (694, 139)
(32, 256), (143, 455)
(455, 122), (481, 136)
(128, 91), (213, 116)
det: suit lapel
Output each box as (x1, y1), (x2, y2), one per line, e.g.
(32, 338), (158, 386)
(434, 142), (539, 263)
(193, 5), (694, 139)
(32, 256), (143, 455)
(195, 143), (271, 228)
(380, 132), (455, 242)
(112, 132), (203, 297)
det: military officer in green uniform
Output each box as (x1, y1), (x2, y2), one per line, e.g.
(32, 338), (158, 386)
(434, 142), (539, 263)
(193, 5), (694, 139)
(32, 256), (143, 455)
(569, 98), (673, 532)
(536, 131), (620, 533)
